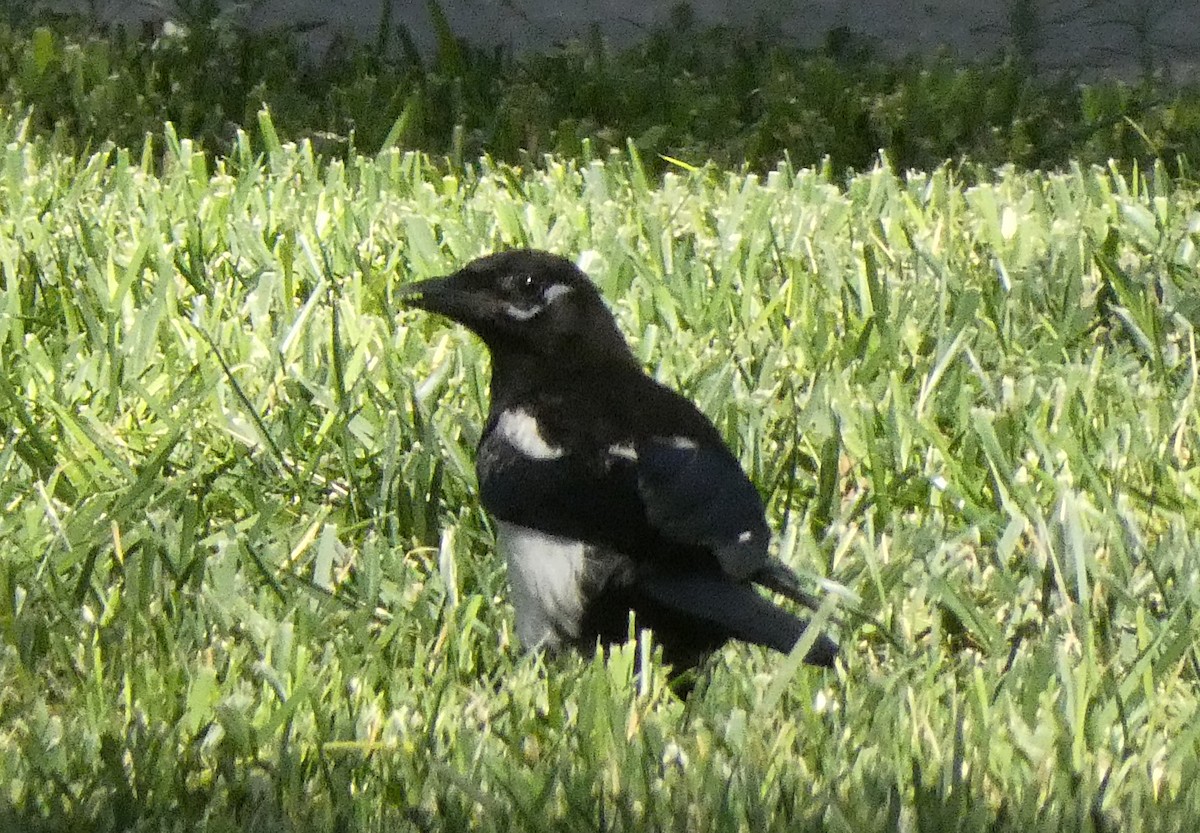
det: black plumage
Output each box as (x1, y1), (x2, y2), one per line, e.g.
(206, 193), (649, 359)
(401, 249), (837, 677)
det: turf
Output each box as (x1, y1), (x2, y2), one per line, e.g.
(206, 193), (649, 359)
(1, 112), (1199, 831)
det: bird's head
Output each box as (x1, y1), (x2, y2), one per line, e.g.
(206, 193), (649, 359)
(400, 250), (634, 364)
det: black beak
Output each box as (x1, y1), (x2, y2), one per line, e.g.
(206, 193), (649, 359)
(397, 272), (487, 326)
(397, 274), (456, 311)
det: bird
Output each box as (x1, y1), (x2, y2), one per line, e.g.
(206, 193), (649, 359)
(400, 249), (838, 684)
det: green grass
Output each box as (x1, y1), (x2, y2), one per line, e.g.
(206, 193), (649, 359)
(1, 110), (1200, 831)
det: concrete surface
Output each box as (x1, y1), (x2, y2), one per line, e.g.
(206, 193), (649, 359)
(40, 1), (1200, 79)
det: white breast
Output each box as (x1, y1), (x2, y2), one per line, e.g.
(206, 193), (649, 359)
(495, 520), (586, 650)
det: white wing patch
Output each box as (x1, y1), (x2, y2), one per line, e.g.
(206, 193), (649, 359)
(608, 442), (638, 462)
(497, 409), (564, 460)
(495, 521), (585, 650)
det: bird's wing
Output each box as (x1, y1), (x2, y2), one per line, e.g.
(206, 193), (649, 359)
(634, 437), (771, 581)
(475, 379), (773, 582)
(476, 423), (646, 551)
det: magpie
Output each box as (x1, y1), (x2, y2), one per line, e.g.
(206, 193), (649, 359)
(400, 249), (838, 680)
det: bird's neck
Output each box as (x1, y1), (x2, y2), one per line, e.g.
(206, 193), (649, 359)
(487, 342), (637, 412)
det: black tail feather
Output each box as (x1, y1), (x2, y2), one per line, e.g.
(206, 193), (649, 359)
(636, 571), (838, 667)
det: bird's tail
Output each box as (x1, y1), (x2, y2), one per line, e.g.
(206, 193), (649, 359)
(637, 571), (838, 667)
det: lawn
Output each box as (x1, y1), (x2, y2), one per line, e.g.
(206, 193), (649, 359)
(1, 110), (1199, 831)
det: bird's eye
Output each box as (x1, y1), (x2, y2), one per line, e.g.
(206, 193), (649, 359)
(500, 273), (540, 297)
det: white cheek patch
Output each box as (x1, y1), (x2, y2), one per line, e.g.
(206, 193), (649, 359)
(543, 283), (572, 303)
(497, 409), (565, 460)
(504, 302), (543, 321)
(502, 283), (571, 321)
